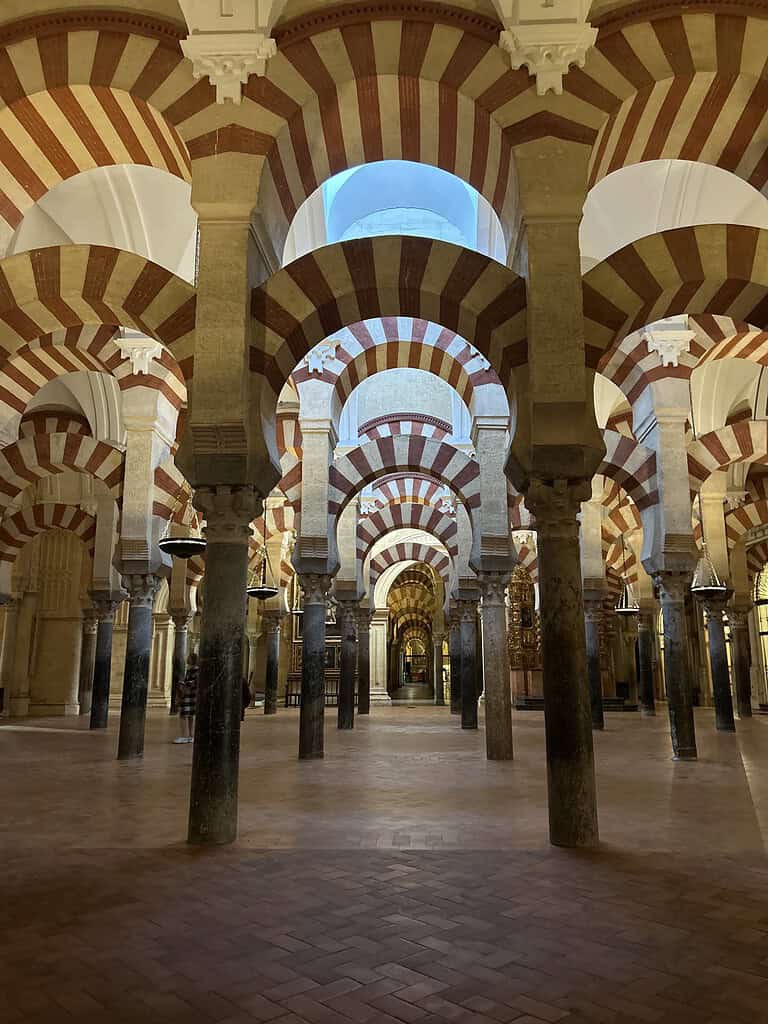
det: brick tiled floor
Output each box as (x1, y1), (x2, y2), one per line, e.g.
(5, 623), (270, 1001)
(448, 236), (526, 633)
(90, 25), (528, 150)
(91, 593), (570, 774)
(3, 707), (768, 1023)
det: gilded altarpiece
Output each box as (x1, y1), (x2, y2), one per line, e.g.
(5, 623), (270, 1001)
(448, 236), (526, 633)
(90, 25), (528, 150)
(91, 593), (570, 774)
(506, 566), (542, 700)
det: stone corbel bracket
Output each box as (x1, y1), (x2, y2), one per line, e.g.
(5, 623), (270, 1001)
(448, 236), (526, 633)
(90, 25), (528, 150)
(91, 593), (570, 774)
(642, 316), (695, 369)
(117, 332), (163, 376)
(493, 0), (597, 96)
(179, 1), (287, 104)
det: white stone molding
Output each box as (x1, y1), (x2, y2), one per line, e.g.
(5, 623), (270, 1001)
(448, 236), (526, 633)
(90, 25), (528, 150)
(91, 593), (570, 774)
(303, 340), (339, 375)
(117, 332), (163, 376)
(437, 486), (456, 516)
(179, 1), (286, 105)
(493, 0), (597, 96)
(642, 316), (695, 368)
(359, 499), (379, 516)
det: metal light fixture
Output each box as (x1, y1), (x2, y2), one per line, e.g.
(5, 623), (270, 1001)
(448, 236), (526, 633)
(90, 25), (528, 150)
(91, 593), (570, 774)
(690, 494), (727, 601)
(158, 491), (207, 560)
(247, 543), (278, 601)
(615, 534), (640, 615)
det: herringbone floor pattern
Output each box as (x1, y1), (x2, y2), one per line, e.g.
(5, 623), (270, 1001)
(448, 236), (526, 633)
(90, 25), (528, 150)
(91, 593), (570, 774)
(3, 708), (768, 1023)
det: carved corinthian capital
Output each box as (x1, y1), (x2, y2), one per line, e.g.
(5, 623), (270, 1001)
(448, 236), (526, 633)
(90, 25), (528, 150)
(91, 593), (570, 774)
(194, 486), (262, 545)
(524, 479), (590, 538)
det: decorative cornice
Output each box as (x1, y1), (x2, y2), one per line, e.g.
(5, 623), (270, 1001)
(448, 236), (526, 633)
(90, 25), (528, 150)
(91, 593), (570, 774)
(592, 0), (768, 36)
(274, 1), (501, 46)
(359, 413), (452, 435)
(0, 10), (185, 49)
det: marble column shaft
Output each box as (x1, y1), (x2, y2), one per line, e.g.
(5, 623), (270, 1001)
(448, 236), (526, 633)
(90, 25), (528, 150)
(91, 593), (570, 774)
(357, 609), (372, 715)
(188, 487), (258, 846)
(479, 576), (513, 759)
(338, 601), (357, 730)
(622, 622), (640, 707)
(262, 613), (282, 716)
(299, 575), (331, 759)
(170, 613), (192, 715)
(448, 619), (461, 715)
(654, 572), (697, 759)
(458, 601), (478, 730)
(117, 574), (161, 760)
(433, 634), (446, 706)
(637, 612), (656, 716)
(526, 480), (598, 849)
(730, 609), (752, 718)
(90, 599), (119, 730)
(77, 611), (99, 717)
(703, 599), (735, 733)
(0, 599), (20, 716)
(583, 599), (605, 730)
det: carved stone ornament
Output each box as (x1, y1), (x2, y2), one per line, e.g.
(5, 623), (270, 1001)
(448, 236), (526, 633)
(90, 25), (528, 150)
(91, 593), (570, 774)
(652, 571), (691, 604)
(123, 573), (162, 609)
(359, 499), (379, 516)
(179, 1), (284, 104)
(303, 340), (339, 375)
(495, 0), (597, 96)
(524, 478), (591, 537)
(298, 573), (332, 606)
(117, 334), (163, 375)
(90, 591), (125, 621)
(193, 486), (263, 544)
(478, 573), (510, 606)
(337, 600), (358, 638)
(642, 316), (695, 368)
(725, 491), (749, 511)
(456, 598), (478, 623)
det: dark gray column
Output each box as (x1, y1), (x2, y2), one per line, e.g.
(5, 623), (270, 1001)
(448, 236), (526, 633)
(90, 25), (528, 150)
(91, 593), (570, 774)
(730, 607), (752, 718)
(117, 574), (161, 760)
(170, 612), (192, 715)
(702, 598), (735, 732)
(622, 620), (639, 707)
(89, 594), (121, 730)
(298, 574), (331, 759)
(188, 486), (258, 846)
(448, 615), (461, 715)
(433, 633), (446, 706)
(654, 571), (697, 759)
(77, 610), (98, 717)
(337, 601), (357, 730)
(478, 575), (513, 758)
(525, 480), (598, 849)
(637, 611), (656, 716)
(583, 597), (605, 730)
(0, 597), (20, 717)
(357, 608), (372, 715)
(457, 599), (478, 730)
(262, 611), (282, 716)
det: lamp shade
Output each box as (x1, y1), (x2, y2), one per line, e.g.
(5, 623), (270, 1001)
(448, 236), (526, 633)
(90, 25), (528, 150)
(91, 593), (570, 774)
(615, 580), (640, 615)
(158, 536), (207, 560)
(246, 545), (278, 600)
(691, 550), (727, 600)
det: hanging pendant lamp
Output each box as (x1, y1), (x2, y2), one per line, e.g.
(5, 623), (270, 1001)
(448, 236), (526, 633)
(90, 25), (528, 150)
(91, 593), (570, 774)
(158, 491), (207, 560)
(690, 493), (727, 601)
(615, 534), (640, 615)
(247, 544), (278, 601)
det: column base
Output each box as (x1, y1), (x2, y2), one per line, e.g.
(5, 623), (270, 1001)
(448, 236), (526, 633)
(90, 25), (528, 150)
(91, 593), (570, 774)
(673, 749), (697, 760)
(716, 723), (736, 733)
(7, 697), (30, 717)
(369, 689), (391, 704)
(641, 707), (656, 717)
(28, 702), (79, 717)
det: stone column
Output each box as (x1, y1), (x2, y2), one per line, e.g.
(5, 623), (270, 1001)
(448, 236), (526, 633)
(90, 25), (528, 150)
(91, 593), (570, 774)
(337, 600), (357, 730)
(77, 610), (98, 717)
(357, 608), (372, 715)
(583, 595), (605, 730)
(637, 612), (656, 716)
(298, 574), (331, 759)
(457, 599), (478, 730)
(1, 598), (21, 716)
(262, 611), (282, 716)
(525, 480), (598, 848)
(448, 614), (461, 715)
(477, 576), (513, 758)
(702, 597), (735, 733)
(170, 612), (192, 715)
(432, 634), (446, 706)
(622, 620), (640, 707)
(188, 486), (259, 846)
(730, 607), (752, 718)
(654, 572), (697, 759)
(117, 574), (161, 760)
(89, 595), (121, 729)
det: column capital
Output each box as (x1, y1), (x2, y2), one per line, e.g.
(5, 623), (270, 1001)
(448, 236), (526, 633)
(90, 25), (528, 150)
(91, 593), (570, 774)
(456, 598), (478, 623)
(89, 590), (125, 622)
(356, 607), (373, 630)
(432, 633), (446, 648)
(194, 486), (262, 544)
(299, 573), (332, 605)
(171, 610), (194, 631)
(122, 573), (162, 609)
(477, 572), (509, 606)
(337, 600), (358, 638)
(82, 608), (99, 633)
(261, 609), (285, 633)
(524, 478), (591, 537)
(653, 571), (691, 604)
(729, 607), (751, 630)
(583, 599), (603, 624)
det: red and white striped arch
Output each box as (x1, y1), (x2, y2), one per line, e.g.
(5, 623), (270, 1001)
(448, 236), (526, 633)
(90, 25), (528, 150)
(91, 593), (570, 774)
(512, 534), (538, 585)
(291, 317), (504, 415)
(276, 410), (303, 508)
(687, 421), (768, 493)
(0, 246), (195, 388)
(0, 432), (124, 514)
(369, 542), (451, 591)
(358, 502), (458, 565)
(583, 225), (768, 371)
(251, 237), (527, 401)
(0, 502), (96, 565)
(328, 437), (480, 518)
(598, 430), (658, 510)
(153, 459), (191, 522)
(18, 411), (91, 439)
(370, 473), (454, 510)
(578, 10), (768, 195)
(359, 414), (452, 445)
(726, 499), (768, 550)
(747, 541), (768, 579)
